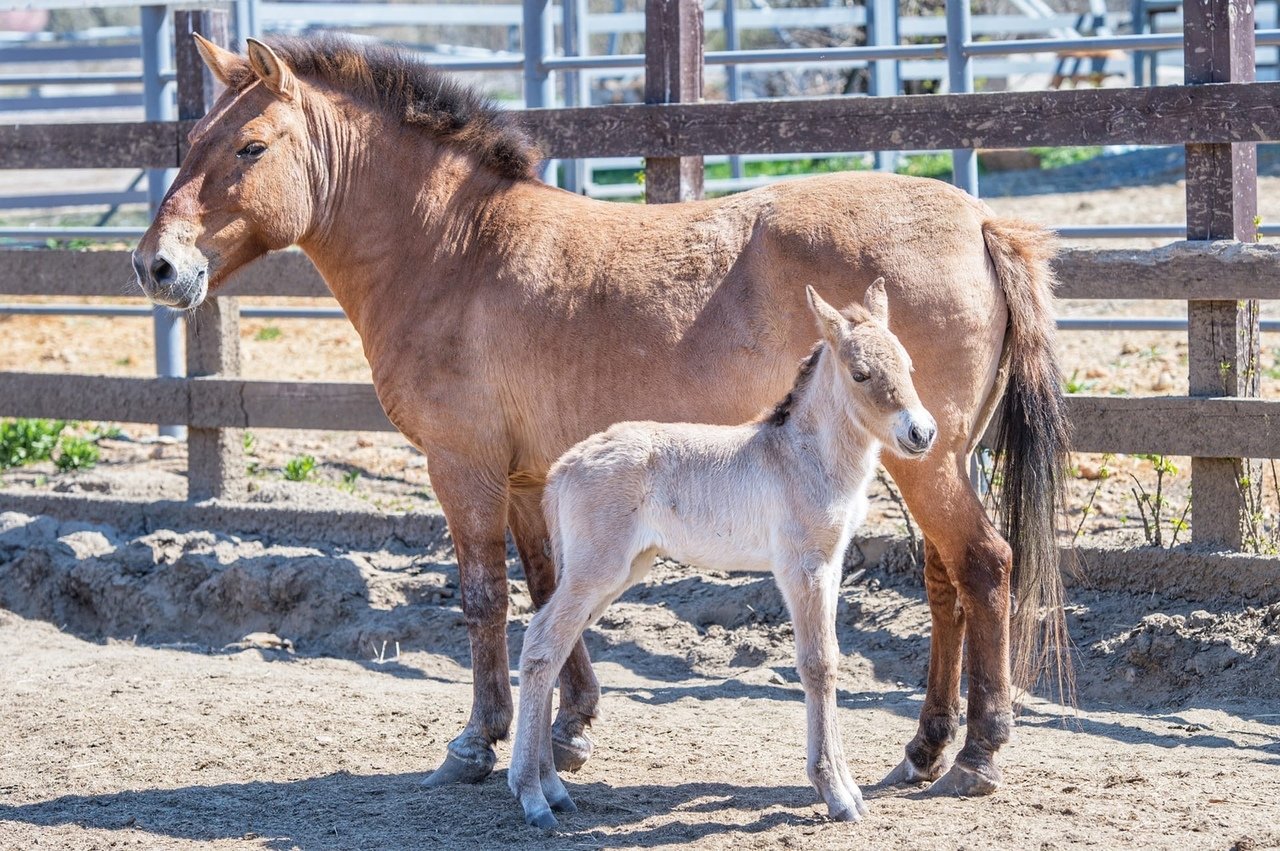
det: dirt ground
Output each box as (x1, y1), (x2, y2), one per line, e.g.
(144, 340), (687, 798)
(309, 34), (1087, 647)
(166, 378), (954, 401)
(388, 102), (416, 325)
(1, 508), (1279, 851)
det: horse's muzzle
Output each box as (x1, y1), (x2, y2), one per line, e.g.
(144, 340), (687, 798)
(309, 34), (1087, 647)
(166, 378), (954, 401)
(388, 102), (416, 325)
(132, 249), (208, 309)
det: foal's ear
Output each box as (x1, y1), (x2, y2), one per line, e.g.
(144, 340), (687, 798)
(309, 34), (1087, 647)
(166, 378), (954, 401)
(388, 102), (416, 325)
(245, 38), (298, 101)
(863, 277), (889, 325)
(805, 285), (847, 343)
(193, 33), (240, 87)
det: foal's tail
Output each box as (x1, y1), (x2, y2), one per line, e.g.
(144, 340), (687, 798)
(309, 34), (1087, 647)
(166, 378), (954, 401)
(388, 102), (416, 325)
(981, 218), (1074, 704)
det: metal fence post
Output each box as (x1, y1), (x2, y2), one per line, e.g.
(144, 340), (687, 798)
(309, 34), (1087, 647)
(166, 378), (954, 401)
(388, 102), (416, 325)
(868, 0), (899, 173)
(523, 0), (557, 184)
(945, 0), (977, 196)
(723, 0), (743, 180)
(561, 0), (589, 193)
(140, 3), (184, 439)
(1183, 0), (1259, 549)
(644, 0), (705, 203)
(175, 9), (245, 502)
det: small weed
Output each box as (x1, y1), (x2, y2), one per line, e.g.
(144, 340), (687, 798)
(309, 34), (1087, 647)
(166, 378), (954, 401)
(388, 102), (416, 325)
(1063, 369), (1093, 395)
(0, 419), (66, 469)
(115, 356), (133, 367)
(90, 423), (123, 441)
(339, 469), (360, 493)
(54, 437), (99, 472)
(255, 326), (283, 342)
(1238, 460), (1280, 555)
(1128, 454), (1188, 547)
(284, 454), (316, 482)
(1072, 453), (1114, 544)
(242, 431), (257, 455)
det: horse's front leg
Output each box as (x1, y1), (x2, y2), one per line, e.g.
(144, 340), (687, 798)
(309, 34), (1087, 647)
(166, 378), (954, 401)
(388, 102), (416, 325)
(777, 556), (868, 822)
(508, 489), (600, 773)
(422, 453), (513, 786)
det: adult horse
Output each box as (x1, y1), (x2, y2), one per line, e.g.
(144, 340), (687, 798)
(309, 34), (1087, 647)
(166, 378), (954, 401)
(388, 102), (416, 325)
(133, 34), (1070, 798)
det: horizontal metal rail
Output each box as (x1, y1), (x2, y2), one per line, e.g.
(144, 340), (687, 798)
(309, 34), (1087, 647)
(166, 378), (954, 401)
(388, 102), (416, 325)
(2, 303), (1275, 334)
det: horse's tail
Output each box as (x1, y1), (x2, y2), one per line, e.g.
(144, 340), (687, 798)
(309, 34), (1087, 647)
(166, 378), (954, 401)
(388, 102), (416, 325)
(981, 217), (1074, 703)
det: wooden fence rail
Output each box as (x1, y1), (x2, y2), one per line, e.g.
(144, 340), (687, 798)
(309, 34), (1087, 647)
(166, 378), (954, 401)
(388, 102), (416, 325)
(1, 2), (1277, 560)
(7, 81), (1280, 171)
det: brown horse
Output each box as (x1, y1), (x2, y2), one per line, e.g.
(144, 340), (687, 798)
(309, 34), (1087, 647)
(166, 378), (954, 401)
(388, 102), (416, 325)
(133, 34), (1070, 799)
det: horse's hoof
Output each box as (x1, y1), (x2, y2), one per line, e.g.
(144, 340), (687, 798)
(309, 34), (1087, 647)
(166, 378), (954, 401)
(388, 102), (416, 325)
(923, 762), (1000, 797)
(881, 755), (947, 787)
(548, 791), (577, 813)
(552, 731), (593, 773)
(421, 747), (496, 787)
(525, 807), (559, 830)
(827, 799), (865, 823)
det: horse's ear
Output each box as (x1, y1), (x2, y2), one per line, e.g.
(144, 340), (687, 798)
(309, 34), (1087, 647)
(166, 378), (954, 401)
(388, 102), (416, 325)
(805, 285), (846, 343)
(245, 38), (298, 101)
(863, 276), (889, 325)
(193, 32), (240, 87)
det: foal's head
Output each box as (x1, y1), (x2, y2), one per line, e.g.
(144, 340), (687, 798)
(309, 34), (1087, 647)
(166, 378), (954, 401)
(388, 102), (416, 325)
(805, 280), (936, 458)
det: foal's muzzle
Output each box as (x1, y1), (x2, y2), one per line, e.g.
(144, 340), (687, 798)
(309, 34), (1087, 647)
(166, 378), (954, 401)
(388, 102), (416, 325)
(131, 248), (208, 309)
(894, 409), (937, 457)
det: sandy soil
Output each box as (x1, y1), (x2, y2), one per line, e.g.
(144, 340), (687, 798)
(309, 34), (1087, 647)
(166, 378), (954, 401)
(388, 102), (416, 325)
(1, 507), (1279, 851)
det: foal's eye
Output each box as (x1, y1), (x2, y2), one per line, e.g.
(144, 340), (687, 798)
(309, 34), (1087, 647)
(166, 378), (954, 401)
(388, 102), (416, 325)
(236, 141), (268, 159)
(851, 369), (871, 383)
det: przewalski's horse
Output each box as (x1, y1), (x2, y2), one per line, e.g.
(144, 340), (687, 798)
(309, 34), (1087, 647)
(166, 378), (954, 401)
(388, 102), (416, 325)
(132, 34), (1070, 797)
(511, 281), (936, 828)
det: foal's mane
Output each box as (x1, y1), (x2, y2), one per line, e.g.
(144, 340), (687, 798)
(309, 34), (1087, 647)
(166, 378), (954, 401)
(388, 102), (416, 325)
(760, 342), (825, 427)
(228, 35), (542, 181)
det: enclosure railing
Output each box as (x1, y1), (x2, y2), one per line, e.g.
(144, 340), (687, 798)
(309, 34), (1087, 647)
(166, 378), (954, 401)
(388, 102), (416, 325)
(1, 3), (1278, 565)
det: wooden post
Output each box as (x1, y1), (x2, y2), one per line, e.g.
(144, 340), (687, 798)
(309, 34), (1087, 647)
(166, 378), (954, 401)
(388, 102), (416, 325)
(175, 9), (245, 502)
(1183, 0), (1259, 549)
(644, 0), (704, 203)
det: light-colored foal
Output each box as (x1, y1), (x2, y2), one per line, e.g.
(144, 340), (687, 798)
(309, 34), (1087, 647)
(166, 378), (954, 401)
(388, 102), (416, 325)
(509, 280), (936, 828)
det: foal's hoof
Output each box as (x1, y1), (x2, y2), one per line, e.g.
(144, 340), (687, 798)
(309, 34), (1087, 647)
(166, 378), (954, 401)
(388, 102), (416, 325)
(923, 762), (1001, 797)
(525, 807), (559, 830)
(421, 747), (496, 787)
(881, 755), (948, 787)
(548, 791), (578, 814)
(552, 730), (593, 773)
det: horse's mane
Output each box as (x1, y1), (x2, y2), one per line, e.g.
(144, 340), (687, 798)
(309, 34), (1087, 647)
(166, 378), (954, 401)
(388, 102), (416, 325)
(228, 35), (542, 181)
(760, 342), (825, 428)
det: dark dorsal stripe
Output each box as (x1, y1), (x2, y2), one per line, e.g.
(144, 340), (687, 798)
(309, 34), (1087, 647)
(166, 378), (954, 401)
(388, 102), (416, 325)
(228, 35), (542, 181)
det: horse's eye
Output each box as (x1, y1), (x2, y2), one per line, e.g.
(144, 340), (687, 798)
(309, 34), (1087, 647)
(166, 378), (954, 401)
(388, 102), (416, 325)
(236, 141), (268, 159)
(851, 370), (870, 383)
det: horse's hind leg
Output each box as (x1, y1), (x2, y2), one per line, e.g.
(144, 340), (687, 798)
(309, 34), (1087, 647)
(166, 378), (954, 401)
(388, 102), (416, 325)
(508, 489), (599, 772)
(882, 538), (963, 785)
(884, 449), (1012, 797)
(775, 556), (868, 822)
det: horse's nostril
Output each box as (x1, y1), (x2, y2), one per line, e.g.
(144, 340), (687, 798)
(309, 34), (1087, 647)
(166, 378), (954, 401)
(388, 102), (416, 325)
(150, 257), (175, 285)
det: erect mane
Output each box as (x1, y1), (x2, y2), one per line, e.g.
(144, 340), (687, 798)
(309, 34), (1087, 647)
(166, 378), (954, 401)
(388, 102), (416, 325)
(760, 341), (825, 428)
(227, 35), (542, 181)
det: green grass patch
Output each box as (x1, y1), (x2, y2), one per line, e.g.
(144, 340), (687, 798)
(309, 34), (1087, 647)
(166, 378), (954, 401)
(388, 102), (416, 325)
(255, 326), (283, 342)
(0, 419), (66, 469)
(1029, 146), (1103, 170)
(55, 437), (100, 471)
(284, 454), (316, 482)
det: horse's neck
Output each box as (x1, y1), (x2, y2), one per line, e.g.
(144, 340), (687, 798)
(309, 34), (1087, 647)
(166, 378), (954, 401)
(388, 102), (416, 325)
(787, 349), (880, 496)
(297, 123), (519, 336)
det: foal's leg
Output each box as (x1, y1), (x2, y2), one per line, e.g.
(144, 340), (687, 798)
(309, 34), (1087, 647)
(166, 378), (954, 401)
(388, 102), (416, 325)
(422, 454), (513, 786)
(775, 557), (868, 822)
(885, 450), (1013, 796)
(507, 490), (600, 772)
(511, 552), (634, 829)
(881, 538), (963, 785)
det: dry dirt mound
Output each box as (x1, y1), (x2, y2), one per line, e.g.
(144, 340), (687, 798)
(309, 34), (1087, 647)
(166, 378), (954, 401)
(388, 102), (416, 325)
(3, 509), (1278, 713)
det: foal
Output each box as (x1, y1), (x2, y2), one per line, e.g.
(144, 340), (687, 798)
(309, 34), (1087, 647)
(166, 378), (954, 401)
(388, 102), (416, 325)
(509, 280), (937, 828)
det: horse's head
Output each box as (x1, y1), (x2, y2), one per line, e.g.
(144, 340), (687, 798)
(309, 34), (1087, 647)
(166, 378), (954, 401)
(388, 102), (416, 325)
(805, 280), (937, 459)
(133, 36), (318, 308)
